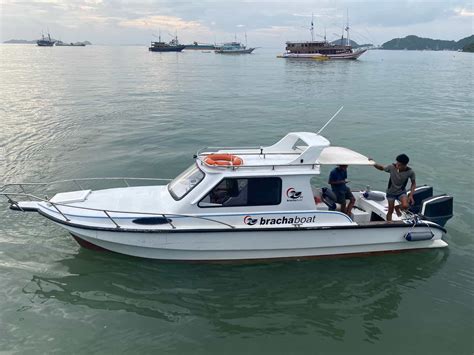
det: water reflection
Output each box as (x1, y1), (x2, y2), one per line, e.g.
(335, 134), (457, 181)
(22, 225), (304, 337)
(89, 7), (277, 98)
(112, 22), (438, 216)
(24, 249), (448, 343)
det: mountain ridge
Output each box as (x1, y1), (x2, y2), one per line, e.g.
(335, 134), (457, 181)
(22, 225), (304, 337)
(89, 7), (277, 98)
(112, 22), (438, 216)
(381, 35), (473, 51)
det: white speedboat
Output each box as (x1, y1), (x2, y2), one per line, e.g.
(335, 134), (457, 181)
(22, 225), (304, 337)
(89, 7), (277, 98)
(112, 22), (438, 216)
(1, 132), (453, 261)
(215, 42), (256, 54)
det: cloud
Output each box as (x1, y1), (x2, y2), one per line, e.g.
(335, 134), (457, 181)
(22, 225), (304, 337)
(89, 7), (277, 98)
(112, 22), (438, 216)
(454, 7), (474, 16)
(1, 0), (472, 45)
(118, 15), (209, 32)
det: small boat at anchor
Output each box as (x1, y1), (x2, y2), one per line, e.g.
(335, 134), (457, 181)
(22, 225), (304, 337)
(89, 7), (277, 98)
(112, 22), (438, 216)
(184, 42), (216, 50)
(280, 13), (367, 60)
(215, 41), (256, 54)
(215, 34), (256, 54)
(1, 131), (453, 262)
(37, 32), (55, 47)
(149, 33), (185, 52)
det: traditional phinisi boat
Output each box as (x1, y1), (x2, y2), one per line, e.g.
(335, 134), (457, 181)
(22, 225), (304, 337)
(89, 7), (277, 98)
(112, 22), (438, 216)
(280, 13), (367, 60)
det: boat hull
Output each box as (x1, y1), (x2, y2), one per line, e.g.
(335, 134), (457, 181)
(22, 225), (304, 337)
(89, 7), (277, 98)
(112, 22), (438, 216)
(56, 220), (446, 261)
(281, 49), (367, 60)
(184, 45), (216, 50)
(149, 46), (185, 52)
(215, 48), (255, 54)
(37, 41), (54, 47)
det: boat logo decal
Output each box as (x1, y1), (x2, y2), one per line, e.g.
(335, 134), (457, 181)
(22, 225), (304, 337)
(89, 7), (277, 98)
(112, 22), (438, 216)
(286, 187), (303, 201)
(244, 215), (258, 226)
(244, 215), (317, 225)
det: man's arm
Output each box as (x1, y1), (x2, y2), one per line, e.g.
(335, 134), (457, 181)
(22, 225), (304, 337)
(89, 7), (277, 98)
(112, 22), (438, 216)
(328, 178), (346, 185)
(368, 157), (385, 171)
(409, 171), (416, 204)
(409, 180), (416, 204)
(372, 161), (385, 171)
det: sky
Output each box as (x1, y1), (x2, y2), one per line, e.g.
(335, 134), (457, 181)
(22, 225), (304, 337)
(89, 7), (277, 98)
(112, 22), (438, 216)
(1, 0), (472, 46)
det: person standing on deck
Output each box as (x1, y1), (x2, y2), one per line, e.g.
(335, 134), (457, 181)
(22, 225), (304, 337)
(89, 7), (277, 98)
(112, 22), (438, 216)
(328, 165), (355, 217)
(371, 154), (416, 221)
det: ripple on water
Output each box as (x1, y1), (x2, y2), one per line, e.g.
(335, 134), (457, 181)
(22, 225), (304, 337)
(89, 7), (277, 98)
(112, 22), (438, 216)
(0, 47), (472, 354)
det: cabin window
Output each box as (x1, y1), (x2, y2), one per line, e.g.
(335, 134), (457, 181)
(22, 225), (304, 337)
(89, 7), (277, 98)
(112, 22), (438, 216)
(199, 177), (282, 207)
(168, 164), (205, 200)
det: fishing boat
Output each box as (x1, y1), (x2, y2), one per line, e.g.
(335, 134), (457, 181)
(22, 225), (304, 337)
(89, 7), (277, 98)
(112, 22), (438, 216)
(37, 32), (55, 47)
(1, 117), (453, 262)
(149, 33), (185, 52)
(281, 13), (367, 60)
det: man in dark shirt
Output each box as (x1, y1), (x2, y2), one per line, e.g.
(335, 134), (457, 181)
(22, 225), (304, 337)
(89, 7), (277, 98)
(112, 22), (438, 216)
(372, 154), (416, 221)
(328, 165), (355, 216)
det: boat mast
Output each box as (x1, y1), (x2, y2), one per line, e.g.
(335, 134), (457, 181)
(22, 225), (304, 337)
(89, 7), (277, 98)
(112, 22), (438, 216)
(345, 9), (350, 46)
(310, 13), (314, 41)
(340, 22), (344, 44)
(245, 32), (247, 47)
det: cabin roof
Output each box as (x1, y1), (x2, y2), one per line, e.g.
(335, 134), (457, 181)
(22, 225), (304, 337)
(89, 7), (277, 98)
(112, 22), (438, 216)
(196, 132), (372, 175)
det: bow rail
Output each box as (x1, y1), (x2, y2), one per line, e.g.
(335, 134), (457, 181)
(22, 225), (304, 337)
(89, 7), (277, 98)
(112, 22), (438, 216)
(0, 191), (235, 230)
(0, 177), (173, 195)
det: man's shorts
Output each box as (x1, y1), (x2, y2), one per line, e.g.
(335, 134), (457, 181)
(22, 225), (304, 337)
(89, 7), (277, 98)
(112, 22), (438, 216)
(334, 189), (354, 204)
(386, 191), (407, 202)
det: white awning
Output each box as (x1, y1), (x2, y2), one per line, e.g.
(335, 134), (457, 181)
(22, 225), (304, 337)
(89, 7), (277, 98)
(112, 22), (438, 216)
(318, 146), (374, 165)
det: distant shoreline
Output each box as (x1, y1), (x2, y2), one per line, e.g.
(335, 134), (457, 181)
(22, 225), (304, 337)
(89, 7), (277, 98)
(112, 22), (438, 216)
(3, 39), (92, 45)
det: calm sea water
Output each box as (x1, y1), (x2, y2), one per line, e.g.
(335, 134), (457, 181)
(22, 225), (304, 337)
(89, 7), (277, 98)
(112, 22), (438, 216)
(0, 45), (473, 354)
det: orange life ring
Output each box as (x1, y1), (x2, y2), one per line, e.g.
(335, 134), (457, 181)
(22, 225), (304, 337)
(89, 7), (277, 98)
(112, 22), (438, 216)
(205, 154), (243, 166)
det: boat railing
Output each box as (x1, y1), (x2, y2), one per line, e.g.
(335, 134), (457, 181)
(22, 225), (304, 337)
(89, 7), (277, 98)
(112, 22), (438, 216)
(0, 191), (235, 230)
(196, 147), (321, 170)
(0, 177), (172, 195)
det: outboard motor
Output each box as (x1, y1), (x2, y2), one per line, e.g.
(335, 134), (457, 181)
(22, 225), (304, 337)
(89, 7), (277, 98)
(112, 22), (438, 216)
(408, 185), (433, 214)
(420, 194), (453, 227)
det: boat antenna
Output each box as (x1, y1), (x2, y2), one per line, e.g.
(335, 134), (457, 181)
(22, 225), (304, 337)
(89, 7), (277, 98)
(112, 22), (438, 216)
(310, 13), (314, 41)
(245, 32), (247, 47)
(316, 106), (344, 135)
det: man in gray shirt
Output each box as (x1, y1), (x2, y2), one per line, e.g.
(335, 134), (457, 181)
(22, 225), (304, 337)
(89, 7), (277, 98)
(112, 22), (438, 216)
(372, 154), (416, 221)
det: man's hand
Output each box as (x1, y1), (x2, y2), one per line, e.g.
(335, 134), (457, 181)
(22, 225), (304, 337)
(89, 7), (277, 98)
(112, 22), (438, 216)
(409, 195), (415, 205)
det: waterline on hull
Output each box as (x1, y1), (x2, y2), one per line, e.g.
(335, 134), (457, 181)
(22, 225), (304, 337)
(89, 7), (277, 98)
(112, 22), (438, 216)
(67, 227), (447, 261)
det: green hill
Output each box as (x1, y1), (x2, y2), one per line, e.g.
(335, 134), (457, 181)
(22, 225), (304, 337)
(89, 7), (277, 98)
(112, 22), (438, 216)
(381, 35), (473, 51)
(463, 43), (474, 52)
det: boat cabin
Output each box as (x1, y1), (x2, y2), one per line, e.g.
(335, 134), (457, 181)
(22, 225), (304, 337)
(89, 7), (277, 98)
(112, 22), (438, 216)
(158, 132), (375, 227)
(285, 41), (352, 55)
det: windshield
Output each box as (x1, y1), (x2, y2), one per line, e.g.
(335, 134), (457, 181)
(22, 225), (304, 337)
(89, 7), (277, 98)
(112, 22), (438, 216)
(168, 164), (205, 200)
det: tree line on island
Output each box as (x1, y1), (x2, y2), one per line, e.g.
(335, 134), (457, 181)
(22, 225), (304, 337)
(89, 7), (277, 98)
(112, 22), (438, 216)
(380, 35), (474, 52)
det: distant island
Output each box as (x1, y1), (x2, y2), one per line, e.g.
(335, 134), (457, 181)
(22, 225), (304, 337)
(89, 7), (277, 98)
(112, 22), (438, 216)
(4, 39), (92, 45)
(3, 39), (37, 44)
(381, 35), (474, 51)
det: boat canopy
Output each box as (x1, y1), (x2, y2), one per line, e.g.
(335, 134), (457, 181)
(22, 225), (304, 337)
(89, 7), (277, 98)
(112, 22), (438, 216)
(318, 146), (374, 165)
